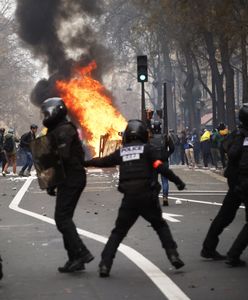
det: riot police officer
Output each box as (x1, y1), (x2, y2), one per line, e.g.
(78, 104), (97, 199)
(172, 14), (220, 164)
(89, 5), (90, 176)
(225, 104), (248, 266)
(85, 119), (185, 277)
(201, 104), (248, 266)
(150, 120), (174, 206)
(39, 97), (94, 273)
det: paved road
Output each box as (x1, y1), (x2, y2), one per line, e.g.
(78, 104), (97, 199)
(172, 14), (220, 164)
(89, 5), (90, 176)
(0, 166), (248, 300)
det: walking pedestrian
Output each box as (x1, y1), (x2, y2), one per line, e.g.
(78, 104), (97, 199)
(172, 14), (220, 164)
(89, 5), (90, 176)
(18, 124), (38, 176)
(85, 119), (185, 277)
(33, 97), (94, 273)
(2, 128), (19, 176)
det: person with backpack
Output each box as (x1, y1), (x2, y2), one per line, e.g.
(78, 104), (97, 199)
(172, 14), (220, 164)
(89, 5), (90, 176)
(2, 128), (19, 176)
(18, 124), (38, 176)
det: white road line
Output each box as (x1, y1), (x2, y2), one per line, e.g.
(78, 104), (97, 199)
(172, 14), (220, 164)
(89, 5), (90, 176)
(169, 193), (226, 196)
(167, 190), (227, 193)
(162, 213), (183, 223)
(9, 177), (190, 300)
(167, 196), (245, 209)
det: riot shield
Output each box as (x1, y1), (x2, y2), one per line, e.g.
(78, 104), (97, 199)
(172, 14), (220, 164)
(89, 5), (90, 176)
(30, 134), (66, 189)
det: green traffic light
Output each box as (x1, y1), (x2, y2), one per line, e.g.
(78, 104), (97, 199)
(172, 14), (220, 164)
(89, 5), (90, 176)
(139, 74), (147, 81)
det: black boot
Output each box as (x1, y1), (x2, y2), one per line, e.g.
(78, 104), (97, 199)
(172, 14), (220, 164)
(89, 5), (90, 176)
(58, 259), (85, 273)
(166, 249), (185, 269)
(226, 255), (246, 267)
(99, 233), (123, 277)
(79, 250), (94, 264)
(162, 196), (169, 206)
(99, 260), (112, 278)
(201, 248), (226, 260)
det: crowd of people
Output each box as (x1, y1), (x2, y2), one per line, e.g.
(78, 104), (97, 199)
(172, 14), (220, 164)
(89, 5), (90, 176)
(168, 123), (230, 170)
(0, 124), (38, 177)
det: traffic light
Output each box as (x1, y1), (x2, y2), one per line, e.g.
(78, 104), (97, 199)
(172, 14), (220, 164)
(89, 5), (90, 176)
(137, 55), (148, 82)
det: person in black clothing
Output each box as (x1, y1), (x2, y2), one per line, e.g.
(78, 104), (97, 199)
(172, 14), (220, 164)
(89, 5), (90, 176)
(0, 255), (3, 280)
(19, 124), (38, 176)
(85, 119), (185, 277)
(0, 128), (7, 172)
(39, 97), (94, 273)
(201, 104), (248, 267)
(150, 120), (175, 206)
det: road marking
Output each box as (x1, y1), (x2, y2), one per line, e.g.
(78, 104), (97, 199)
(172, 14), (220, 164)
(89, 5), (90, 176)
(165, 190), (227, 193)
(163, 213), (183, 223)
(168, 196), (245, 209)
(9, 177), (190, 300)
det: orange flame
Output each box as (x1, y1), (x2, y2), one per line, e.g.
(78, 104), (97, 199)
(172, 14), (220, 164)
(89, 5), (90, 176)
(56, 61), (127, 156)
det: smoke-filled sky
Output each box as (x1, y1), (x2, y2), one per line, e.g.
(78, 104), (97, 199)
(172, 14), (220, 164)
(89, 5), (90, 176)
(15, 0), (113, 106)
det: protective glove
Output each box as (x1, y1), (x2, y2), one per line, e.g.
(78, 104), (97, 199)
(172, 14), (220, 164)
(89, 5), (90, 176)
(46, 186), (56, 196)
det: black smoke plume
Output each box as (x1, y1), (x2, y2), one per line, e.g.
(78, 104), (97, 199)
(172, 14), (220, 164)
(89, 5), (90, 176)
(15, 0), (113, 106)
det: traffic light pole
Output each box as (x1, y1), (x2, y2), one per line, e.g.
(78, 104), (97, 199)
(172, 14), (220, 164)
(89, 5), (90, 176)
(163, 83), (168, 135)
(141, 81), (146, 123)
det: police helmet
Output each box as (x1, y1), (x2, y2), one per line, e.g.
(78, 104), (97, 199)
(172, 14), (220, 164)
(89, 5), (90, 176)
(151, 120), (162, 134)
(239, 103), (248, 128)
(41, 97), (67, 128)
(122, 119), (148, 144)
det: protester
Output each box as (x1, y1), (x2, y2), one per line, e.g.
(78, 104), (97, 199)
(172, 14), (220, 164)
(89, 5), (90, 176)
(18, 124), (38, 176)
(191, 128), (201, 165)
(169, 129), (180, 165)
(2, 128), (19, 176)
(200, 129), (211, 168)
(210, 129), (221, 169)
(218, 123), (229, 169)
(179, 130), (187, 165)
(184, 132), (196, 169)
(85, 119), (185, 277)
(0, 128), (7, 172)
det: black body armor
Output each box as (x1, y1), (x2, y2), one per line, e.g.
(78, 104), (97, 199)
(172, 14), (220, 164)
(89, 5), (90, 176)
(118, 144), (155, 194)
